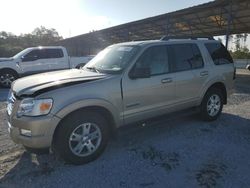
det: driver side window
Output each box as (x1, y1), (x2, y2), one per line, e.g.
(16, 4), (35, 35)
(136, 45), (169, 76)
(23, 50), (41, 62)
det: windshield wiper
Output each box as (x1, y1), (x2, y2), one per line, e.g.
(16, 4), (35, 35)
(85, 66), (100, 73)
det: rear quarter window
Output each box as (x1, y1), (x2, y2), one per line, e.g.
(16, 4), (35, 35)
(167, 43), (204, 72)
(205, 43), (233, 65)
(41, 49), (64, 59)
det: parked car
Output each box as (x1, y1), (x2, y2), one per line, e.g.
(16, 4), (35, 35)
(0, 46), (93, 87)
(7, 37), (235, 165)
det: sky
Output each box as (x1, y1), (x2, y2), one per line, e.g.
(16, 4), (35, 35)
(0, 0), (209, 38)
(0, 0), (249, 49)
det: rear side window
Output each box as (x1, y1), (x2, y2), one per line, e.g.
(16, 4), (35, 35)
(167, 43), (204, 72)
(205, 43), (233, 65)
(41, 49), (64, 59)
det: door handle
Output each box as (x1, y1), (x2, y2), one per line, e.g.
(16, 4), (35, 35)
(200, 71), (209, 77)
(161, 78), (172, 84)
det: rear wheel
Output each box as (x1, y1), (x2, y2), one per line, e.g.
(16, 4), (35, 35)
(54, 111), (109, 165)
(0, 70), (18, 88)
(200, 88), (223, 121)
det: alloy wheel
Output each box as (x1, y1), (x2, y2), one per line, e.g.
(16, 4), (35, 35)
(0, 73), (15, 87)
(69, 122), (102, 157)
(207, 94), (221, 117)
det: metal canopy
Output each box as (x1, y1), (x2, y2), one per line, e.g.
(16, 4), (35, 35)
(58, 0), (250, 56)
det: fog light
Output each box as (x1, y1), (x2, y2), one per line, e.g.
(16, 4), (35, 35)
(20, 129), (32, 137)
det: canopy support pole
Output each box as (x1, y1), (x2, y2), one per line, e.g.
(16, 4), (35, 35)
(226, 0), (232, 49)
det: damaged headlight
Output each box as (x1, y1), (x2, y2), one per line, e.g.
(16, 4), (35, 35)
(17, 98), (53, 117)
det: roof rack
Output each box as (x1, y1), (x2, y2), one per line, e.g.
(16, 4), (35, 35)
(160, 36), (215, 41)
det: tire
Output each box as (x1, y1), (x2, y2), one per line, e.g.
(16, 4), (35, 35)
(53, 111), (110, 165)
(0, 70), (18, 88)
(200, 88), (223, 121)
(247, 65), (250, 71)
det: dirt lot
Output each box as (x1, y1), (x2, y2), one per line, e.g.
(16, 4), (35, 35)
(0, 70), (250, 188)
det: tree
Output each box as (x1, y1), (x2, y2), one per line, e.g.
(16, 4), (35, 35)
(228, 33), (250, 59)
(31, 26), (62, 45)
(0, 26), (63, 57)
(243, 33), (248, 47)
(231, 46), (250, 59)
(233, 33), (248, 51)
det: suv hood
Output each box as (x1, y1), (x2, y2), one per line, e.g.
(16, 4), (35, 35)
(0, 57), (13, 62)
(12, 69), (108, 97)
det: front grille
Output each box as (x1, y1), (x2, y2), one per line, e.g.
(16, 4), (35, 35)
(7, 91), (16, 116)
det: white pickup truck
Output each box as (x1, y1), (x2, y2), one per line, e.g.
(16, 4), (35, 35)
(0, 46), (93, 87)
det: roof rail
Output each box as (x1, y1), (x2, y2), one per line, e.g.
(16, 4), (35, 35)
(160, 36), (215, 41)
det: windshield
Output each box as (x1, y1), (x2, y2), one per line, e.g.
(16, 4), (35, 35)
(13, 48), (31, 59)
(84, 45), (139, 74)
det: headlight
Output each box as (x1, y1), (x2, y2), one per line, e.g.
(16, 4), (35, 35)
(17, 98), (53, 117)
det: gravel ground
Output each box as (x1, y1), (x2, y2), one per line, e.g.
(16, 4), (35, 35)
(0, 70), (250, 188)
(0, 89), (8, 102)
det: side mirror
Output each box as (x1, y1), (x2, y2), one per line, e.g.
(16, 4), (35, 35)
(129, 67), (151, 79)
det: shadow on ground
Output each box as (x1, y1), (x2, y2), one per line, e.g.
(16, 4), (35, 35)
(0, 89), (9, 101)
(1, 112), (250, 188)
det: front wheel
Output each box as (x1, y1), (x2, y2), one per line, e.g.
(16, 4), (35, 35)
(200, 88), (223, 121)
(53, 111), (110, 165)
(0, 70), (18, 88)
(246, 65), (250, 71)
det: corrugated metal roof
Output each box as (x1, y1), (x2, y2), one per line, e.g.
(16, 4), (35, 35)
(57, 0), (250, 56)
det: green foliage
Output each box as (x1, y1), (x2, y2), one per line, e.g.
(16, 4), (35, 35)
(229, 33), (250, 59)
(230, 47), (250, 59)
(0, 26), (63, 57)
(234, 34), (248, 51)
